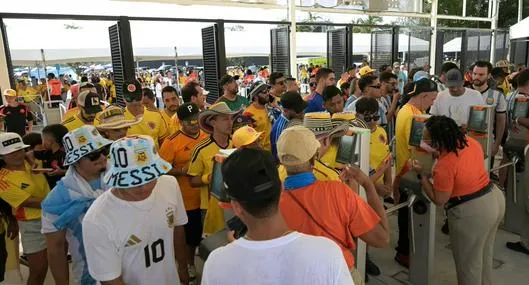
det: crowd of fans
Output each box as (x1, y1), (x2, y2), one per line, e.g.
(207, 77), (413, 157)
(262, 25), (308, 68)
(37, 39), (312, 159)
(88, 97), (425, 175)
(0, 57), (526, 285)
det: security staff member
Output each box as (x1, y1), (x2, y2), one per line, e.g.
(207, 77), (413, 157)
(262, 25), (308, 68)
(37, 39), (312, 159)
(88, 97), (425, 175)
(411, 116), (505, 285)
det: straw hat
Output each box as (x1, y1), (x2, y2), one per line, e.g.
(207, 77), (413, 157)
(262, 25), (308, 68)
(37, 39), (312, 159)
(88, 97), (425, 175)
(96, 106), (142, 130)
(198, 102), (241, 134)
(303, 112), (348, 139)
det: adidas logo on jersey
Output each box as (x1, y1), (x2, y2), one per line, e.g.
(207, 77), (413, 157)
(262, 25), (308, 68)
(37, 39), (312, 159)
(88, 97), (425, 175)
(124, 234), (142, 247)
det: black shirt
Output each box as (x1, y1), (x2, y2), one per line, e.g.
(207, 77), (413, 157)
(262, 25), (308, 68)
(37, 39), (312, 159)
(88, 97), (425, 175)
(34, 149), (66, 189)
(0, 104), (34, 137)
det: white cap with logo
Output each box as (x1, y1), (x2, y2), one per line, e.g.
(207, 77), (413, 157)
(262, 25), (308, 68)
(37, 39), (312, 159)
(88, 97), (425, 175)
(0, 133), (29, 155)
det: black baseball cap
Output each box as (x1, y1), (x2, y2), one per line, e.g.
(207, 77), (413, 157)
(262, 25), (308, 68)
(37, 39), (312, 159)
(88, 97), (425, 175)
(281, 91), (307, 113)
(221, 148), (281, 203)
(177, 103), (199, 121)
(408, 78), (438, 97)
(123, 79), (143, 102)
(77, 91), (102, 114)
(219, 75), (240, 87)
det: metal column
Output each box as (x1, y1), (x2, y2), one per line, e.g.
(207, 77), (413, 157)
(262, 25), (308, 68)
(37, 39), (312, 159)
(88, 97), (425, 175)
(430, 0), (439, 73)
(202, 23), (226, 104)
(0, 18), (14, 92)
(108, 17), (135, 107)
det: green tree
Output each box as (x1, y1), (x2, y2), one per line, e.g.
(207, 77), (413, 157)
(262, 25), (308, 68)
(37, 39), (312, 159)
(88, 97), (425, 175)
(296, 12), (332, 32)
(352, 16), (383, 33)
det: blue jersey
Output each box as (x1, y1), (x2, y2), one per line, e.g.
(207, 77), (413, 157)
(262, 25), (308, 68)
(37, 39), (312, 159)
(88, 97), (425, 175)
(305, 93), (326, 113)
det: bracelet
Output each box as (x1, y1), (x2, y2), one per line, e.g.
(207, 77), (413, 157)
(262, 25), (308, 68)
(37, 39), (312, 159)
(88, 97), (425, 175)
(515, 117), (519, 125)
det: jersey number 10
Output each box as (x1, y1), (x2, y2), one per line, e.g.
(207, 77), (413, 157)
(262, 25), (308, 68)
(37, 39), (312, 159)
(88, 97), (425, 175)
(144, 239), (165, 268)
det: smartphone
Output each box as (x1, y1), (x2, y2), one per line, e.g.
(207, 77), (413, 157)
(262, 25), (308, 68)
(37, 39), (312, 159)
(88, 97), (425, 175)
(336, 135), (357, 165)
(226, 216), (248, 239)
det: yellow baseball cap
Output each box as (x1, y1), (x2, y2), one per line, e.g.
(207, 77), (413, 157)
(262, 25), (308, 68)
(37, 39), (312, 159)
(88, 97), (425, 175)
(3, 89), (17, 97)
(359, 66), (375, 77)
(232, 126), (263, 148)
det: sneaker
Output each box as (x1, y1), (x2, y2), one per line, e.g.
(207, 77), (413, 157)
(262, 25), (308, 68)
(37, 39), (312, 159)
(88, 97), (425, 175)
(188, 265), (197, 280)
(394, 253), (410, 268)
(365, 257), (381, 276)
(441, 220), (449, 235)
(506, 242), (529, 255)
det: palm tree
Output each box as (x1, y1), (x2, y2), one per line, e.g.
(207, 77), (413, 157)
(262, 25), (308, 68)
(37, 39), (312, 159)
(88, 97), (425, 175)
(352, 16), (383, 33)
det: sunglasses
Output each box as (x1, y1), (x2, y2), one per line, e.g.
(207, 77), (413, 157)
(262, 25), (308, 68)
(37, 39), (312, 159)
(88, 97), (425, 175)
(369, 85), (381, 89)
(85, 147), (109, 161)
(309, 82), (317, 87)
(363, 114), (381, 122)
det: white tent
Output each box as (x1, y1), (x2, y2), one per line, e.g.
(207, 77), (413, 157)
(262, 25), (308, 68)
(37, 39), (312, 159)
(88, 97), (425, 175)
(510, 16), (529, 40)
(6, 19), (430, 65)
(443, 35), (492, 53)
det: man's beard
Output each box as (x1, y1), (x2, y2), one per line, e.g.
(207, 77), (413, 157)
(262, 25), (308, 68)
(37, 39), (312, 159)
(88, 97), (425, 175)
(473, 79), (486, 86)
(257, 96), (269, 105)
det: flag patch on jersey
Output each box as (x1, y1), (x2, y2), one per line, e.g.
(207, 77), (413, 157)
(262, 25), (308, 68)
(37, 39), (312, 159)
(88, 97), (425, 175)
(125, 234), (142, 247)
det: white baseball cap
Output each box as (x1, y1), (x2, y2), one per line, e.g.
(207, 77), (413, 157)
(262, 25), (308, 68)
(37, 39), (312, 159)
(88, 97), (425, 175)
(104, 135), (172, 188)
(0, 133), (29, 155)
(63, 125), (113, 166)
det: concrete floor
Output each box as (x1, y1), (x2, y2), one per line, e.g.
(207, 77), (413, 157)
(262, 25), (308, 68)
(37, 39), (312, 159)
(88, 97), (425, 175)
(3, 209), (528, 285)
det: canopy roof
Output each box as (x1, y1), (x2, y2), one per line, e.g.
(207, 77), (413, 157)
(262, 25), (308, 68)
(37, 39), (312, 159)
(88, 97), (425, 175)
(510, 16), (529, 40)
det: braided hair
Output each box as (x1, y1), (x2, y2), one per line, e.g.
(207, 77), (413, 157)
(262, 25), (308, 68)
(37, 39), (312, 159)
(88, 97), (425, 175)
(425, 116), (468, 155)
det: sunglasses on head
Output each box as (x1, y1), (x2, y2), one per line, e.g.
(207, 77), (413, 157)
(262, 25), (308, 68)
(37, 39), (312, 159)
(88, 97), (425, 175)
(85, 147), (109, 161)
(363, 114), (380, 122)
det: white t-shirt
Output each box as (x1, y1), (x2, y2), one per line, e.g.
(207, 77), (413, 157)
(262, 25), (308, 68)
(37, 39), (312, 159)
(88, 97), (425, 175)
(82, 175), (188, 285)
(479, 87), (507, 113)
(430, 87), (485, 126)
(202, 231), (353, 285)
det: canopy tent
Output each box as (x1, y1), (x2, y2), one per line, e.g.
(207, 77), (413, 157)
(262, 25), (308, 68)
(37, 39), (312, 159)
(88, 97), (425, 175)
(10, 32), (431, 65)
(5, 18), (432, 65)
(510, 16), (529, 40)
(443, 35), (492, 53)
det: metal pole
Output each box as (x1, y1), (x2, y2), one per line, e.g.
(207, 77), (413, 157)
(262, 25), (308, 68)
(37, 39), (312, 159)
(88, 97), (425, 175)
(519, 0), (524, 22)
(463, 0), (467, 17)
(430, 0), (439, 73)
(174, 46), (180, 91)
(490, 0), (499, 64)
(288, 0), (297, 78)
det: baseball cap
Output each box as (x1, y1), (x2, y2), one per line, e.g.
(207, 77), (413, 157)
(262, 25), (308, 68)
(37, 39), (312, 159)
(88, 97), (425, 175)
(63, 125), (113, 166)
(281, 91), (307, 113)
(77, 91), (103, 114)
(408, 78), (438, 97)
(177, 103), (199, 121)
(359, 66), (375, 77)
(104, 135), (172, 188)
(0, 133), (29, 155)
(232, 126), (262, 148)
(444, 69), (464, 88)
(122, 79), (143, 102)
(413, 71), (430, 82)
(3, 89), (17, 97)
(221, 148), (281, 203)
(277, 125), (320, 166)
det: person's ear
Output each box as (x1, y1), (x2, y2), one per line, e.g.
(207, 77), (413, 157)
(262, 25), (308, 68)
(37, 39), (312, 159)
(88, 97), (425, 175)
(230, 200), (243, 217)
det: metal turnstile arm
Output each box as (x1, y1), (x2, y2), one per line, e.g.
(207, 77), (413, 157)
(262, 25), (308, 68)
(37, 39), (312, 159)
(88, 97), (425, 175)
(408, 194), (417, 254)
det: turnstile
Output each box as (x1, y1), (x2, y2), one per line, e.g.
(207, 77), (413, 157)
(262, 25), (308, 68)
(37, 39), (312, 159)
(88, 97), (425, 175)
(398, 115), (436, 285)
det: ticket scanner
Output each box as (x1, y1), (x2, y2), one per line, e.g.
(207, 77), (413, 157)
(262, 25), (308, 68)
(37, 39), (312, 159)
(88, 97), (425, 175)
(398, 114), (436, 285)
(503, 97), (529, 235)
(466, 105), (495, 171)
(198, 129), (373, 269)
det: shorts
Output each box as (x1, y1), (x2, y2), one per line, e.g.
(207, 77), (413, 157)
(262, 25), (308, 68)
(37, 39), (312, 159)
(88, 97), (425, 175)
(18, 220), (47, 255)
(184, 209), (203, 247)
